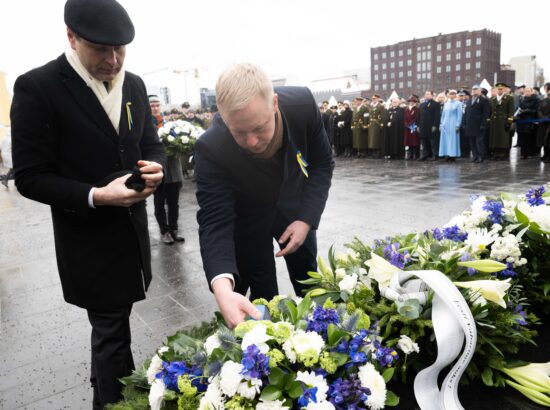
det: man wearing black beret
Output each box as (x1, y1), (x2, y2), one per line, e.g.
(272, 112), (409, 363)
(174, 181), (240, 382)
(10, 0), (166, 407)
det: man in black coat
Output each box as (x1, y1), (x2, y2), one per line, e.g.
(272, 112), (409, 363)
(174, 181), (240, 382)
(418, 90), (441, 160)
(194, 63), (334, 328)
(10, 0), (165, 407)
(463, 85), (491, 162)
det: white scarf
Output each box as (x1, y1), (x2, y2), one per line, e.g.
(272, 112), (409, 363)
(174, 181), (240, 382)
(65, 48), (125, 133)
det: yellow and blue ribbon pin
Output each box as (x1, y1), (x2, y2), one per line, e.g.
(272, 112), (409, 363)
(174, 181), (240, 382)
(296, 150), (309, 178)
(126, 102), (133, 130)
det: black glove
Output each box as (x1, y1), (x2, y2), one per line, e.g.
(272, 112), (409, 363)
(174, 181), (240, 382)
(504, 123), (511, 132)
(124, 166), (146, 192)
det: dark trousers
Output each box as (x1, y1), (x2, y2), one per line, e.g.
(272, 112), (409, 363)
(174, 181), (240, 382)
(233, 209), (317, 300)
(421, 133), (438, 158)
(154, 182), (182, 234)
(468, 134), (485, 160)
(87, 305), (134, 409)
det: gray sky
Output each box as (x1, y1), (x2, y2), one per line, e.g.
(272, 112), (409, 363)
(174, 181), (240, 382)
(2, 0), (549, 97)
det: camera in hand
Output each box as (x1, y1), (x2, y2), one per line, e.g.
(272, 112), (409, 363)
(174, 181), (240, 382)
(124, 166), (145, 192)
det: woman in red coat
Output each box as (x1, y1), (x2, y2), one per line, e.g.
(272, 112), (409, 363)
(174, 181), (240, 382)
(404, 95), (420, 160)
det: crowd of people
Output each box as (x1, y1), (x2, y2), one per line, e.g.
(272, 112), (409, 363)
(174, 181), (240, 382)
(320, 82), (550, 163)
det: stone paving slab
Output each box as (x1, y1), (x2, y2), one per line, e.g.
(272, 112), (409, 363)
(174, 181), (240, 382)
(1, 151), (549, 408)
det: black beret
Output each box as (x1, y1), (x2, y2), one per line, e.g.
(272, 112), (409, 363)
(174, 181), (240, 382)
(64, 0), (135, 46)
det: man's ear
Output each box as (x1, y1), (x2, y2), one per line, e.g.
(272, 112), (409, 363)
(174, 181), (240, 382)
(67, 27), (77, 50)
(273, 94), (279, 113)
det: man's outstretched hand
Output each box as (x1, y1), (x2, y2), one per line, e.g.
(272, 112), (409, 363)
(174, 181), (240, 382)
(276, 220), (311, 257)
(212, 278), (261, 328)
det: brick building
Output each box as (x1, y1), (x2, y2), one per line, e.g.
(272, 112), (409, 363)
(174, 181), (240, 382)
(370, 29), (514, 98)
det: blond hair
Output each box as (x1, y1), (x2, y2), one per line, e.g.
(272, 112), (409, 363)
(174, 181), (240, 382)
(215, 63), (274, 113)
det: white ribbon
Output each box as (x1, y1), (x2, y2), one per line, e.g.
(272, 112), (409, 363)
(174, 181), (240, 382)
(380, 270), (477, 410)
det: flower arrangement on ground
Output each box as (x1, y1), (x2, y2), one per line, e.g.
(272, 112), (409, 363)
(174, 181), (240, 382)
(157, 120), (204, 157)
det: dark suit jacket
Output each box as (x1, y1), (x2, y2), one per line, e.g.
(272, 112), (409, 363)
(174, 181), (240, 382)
(194, 86), (334, 285)
(419, 99), (441, 139)
(463, 96), (490, 138)
(10, 54), (166, 309)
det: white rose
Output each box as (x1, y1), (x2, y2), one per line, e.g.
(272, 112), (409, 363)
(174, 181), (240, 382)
(335, 268), (347, 281)
(397, 335), (420, 355)
(241, 323), (272, 353)
(237, 378), (262, 399)
(166, 135), (175, 142)
(181, 135), (190, 144)
(339, 273), (358, 294)
(199, 375), (224, 409)
(204, 334), (222, 356)
(256, 399), (290, 410)
(219, 361), (243, 396)
(282, 330), (325, 364)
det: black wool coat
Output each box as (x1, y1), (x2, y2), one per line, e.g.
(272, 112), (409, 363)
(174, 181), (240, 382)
(418, 99), (441, 140)
(11, 54), (166, 309)
(463, 96), (491, 138)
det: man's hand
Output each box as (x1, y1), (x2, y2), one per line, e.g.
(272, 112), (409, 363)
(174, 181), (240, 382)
(93, 160), (164, 207)
(276, 220), (311, 257)
(212, 278), (260, 328)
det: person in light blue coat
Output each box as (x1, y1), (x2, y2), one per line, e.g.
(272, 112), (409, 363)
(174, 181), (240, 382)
(439, 89), (463, 161)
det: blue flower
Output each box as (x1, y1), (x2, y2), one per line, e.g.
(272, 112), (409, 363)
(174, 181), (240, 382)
(373, 341), (399, 367)
(298, 386), (318, 406)
(156, 361), (207, 393)
(328, 375), (371, 409)
(482, 200), (505, 224)
(496, 262), (517, 278)
(513, 305), (528, 326)
(525, 185), (546, 207)
(461, 252), (477, 276)
(432, 228), (444, 241)
(240, 344), (270, 379)
(383, 242), (411, 269)
(307, 306), (339, 338)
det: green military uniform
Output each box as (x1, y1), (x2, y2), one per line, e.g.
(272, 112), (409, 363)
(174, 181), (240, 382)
(489, 91), (514, 156)
(368, 103), (387, 151)
(352, 105), (368, 150)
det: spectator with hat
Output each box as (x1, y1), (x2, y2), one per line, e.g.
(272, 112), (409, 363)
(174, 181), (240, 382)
(439, 90), (463, 161)
(10, 0), (166, 406)
(489, 82), (515, 160)
(404, 95), (420, 160)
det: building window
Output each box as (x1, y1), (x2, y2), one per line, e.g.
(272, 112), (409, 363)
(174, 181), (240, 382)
(382, 73), (387, 80)
(456, 75), (461, 82)
(476, 37), (482, 45)
(390, 51), (395, 58)
(456, 52), (461, 59)
(437, 43), (442, 51)
(456, 40), (461, 47)
(374, 53), (379, 60)
(382, 83), (387, 90)
(407, 59), (412, 66)
(407, 48), (412, 55)
(417, 52), (421, 61)
(399, 81), (404, 88)
(407, 80), (412, 87)
(374, 64), (379, 70)
(382, 63), (387, 69)
(465, 62), (471, 70)
(465, 73), (470, 81)
(436, 66), (442, 73)
(417, 73), (422, 80)
(398, 60), (403, 67)
(399, 49), (403, 56)
(382, 52), (387, 58)
(446, 65), (451, 72)
(427, 72), (431, 79)
(390, 62), (395, 69)
(390, 72), (395, 79)
(475, 61), (481, 69)
(374, 74), (379, 80)
(417, 62), (422, 71)
(466, 38), (471, 46)
(390, 82), (395, 89)
(446, 41), (451, 49)
(407, 70), (412, 76)
(399, 71), (403, 78)
(465, 51), (471, 58)
(446, 53), (451, 61)
(455, 64), (461, 71)
(476, 49), (481, 57)
(427, 51), (431, 60)
(436, 55), (442, 63)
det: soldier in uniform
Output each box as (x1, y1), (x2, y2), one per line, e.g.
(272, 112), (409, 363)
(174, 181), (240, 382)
(351, 97), (368, 157)
(489, 82), (515, 160)
(367, 94), (387, 158)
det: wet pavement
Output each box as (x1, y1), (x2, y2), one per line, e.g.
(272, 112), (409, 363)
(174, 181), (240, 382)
(0, 148), (549, 409)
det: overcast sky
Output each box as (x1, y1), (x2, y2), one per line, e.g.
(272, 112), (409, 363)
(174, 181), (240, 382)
(2, 0), (549, 98)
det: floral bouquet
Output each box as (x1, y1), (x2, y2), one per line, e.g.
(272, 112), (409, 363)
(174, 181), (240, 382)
(112, 296), (406, 409)
(158, 120), (204, 157)
(301, 183), (550, 406)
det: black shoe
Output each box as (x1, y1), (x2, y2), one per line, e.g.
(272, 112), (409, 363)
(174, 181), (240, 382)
(469, 158), (476, 163)
(161, 232), (174, 245)
(418, 156), (427, 161)
(170, 231), (185, 242)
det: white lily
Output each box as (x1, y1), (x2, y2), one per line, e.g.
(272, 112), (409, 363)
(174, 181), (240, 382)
(454, 278), (511, 308)
(502, 362), (550, 393)
(365, 253), (402, 288)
